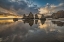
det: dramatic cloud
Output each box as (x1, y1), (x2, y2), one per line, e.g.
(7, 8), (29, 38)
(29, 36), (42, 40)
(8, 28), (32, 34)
(39, 3), (64, 16)
(0, 0), (38, 15)
(0, 0), (64, 16)
(38, 4), (50, 14)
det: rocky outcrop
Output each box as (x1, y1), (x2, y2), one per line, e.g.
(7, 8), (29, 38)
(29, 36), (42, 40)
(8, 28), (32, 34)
(35, 14), (39, 19)
(40, 14), (46, 20)
(28, 12), (34, 19)
(52, 21), (64, 26)
(52, 10), (64, 19)
(23, 12), (34, 19)
(13, 18), (18, 22)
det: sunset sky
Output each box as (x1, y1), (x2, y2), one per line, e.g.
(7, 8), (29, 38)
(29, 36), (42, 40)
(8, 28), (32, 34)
(0, 0), (64, 16)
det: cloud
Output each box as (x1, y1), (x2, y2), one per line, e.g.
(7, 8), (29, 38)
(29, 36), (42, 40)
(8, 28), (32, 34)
(0, 0), (28, 10)
(38, 3), (64, 16)
(0, 0), (64, 15)
(17, 6), (38, 14)
(59, 0), (64, 3)
(0, 0), (38, 15)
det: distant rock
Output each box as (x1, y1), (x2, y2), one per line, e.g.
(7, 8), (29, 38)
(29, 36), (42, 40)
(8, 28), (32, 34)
(40, 14), (46, 20)
(52, 10), (64, 19)
(35, 14), (39, 19)
(13, 18), (18, 22)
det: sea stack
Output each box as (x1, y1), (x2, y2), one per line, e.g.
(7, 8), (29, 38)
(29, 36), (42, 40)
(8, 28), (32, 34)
(40, 14), (46, 20)
(28, 12), (34, 19)
(35, 14), (39, 19)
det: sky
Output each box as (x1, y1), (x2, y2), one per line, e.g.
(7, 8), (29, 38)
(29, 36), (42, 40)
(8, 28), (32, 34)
(0, 0), (64, 16)
(29, 0), (60, 7)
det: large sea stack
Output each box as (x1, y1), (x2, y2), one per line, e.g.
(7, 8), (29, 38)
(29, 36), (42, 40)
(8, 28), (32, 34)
(40, 14), (46, 20)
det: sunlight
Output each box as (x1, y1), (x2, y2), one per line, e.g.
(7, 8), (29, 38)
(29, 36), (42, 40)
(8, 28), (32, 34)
(0, 16), (22, 18)
(39, 8), (49, 14)
(7, 16), (17, 18)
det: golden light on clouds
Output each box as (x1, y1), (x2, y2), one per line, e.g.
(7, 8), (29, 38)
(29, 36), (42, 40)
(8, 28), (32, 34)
(39, 8), (49, 15)
(0, 15), (22, 18)
(7, 16), (19, 18)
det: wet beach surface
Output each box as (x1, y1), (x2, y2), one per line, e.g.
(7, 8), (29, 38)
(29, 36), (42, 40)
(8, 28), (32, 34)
(0, 19), (64, 42)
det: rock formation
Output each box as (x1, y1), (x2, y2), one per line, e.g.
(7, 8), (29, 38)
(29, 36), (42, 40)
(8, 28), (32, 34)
(52, 10), (64, 19)
(40, 14), (46, 20)
(35, 14), (39, 19)
(28, 12), (34, 19)
(23, 12), (34, 19)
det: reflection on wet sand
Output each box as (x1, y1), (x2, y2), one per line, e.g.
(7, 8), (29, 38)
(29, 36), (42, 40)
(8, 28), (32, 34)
(23, 19), (46, 26)
(35, 20), (38, 24)
(0, 20), (13, 24)
(13, 18), (18, 22)
(0, 19), (64, 42)
(38, 20), (47, 29)
(40, 20), (46, 25)
(0, 20), (29, 42)
(52, 21), (64, 26)
(23, 19), (34, 26)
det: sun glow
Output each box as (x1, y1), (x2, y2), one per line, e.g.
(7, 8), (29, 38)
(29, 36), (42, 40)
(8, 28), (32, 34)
(0, 16), (22, 18)
(7, 16), (18, 18)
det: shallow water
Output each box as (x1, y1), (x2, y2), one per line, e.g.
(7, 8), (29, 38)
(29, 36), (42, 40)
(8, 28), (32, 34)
(0, 19), (64, 42)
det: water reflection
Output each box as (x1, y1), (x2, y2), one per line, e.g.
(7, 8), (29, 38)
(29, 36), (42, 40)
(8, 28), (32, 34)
(0, 19), (64, 42)
(13, 18), (18, 22)
(40, 20), (46, 25)
(23, 19), (46, 26)
(0, 20), (13, 25)
(52, 21), (64, 26)
(0, 20), (29, 42)
(35, 20), (38, 24)
(23, 19), (34, 26)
